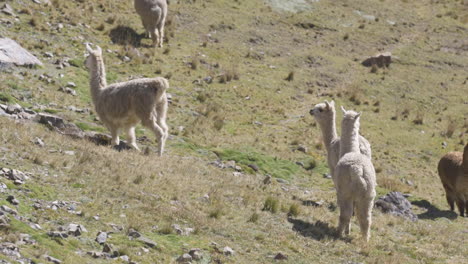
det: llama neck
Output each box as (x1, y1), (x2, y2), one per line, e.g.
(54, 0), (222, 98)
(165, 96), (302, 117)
(319, 116), (338, 151)
(340, 125), (360, 157)
(89, 56), (107, 102)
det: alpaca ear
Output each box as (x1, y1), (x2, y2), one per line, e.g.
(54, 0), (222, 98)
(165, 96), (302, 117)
(341, 106), (346, 114)
(356, 112), (362, 118)
(95, 46), (102, 55)
(325, 101), (330, 109)
(330, 100), (335, 106)
(85, 43), (93, 54)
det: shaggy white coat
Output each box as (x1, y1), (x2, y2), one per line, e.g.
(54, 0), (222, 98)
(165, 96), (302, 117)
(310, 100), (371, 185)
(335, 107), (376, 242)
(85, 44), (169, 156)
(134, 0), (168, 47)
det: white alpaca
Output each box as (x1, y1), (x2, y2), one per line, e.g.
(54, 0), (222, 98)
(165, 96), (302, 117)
(335, 107), (376, 242)
(134, 0), (168, 47)
(309, 100), (371, 184)
(85, 44), (169, 156)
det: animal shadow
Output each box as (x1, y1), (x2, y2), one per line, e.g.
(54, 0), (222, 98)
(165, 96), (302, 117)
(412, 199), (458, 220)
(109, 25), (143, 47)
(288, 217), (346, 241)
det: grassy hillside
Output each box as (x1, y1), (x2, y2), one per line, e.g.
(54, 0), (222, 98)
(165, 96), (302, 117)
(0, 0), (467, 263)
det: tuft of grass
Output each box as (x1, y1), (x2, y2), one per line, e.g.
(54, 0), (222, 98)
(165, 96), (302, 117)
(213, 148), (301, 179)
(285, 71), (294, 81)
(263, 196), (279, 213)
(288, 203), (301, 217)
(445, 118), (457, 138)
(209, 207), (223, 219)
(0, 92), (15, 103)
(75, 122), (106, 133)
(248, 212), (259, 223)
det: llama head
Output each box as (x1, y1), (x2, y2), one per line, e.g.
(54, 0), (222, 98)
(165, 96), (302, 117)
(341, 106), (361, 130)
(310, 100), (335, 124)
(84, 43), (103, 70)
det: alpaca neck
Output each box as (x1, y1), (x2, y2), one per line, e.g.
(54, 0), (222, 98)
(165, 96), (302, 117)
(318, 116), (338, 151)
(89, 56), (107, 103)
(340, 125), (360, 157)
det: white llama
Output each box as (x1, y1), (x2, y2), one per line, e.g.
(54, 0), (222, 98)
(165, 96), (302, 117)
(134, 0), (168, 47)
(85, 44), (169, 156)
(309, 100), (372, 184)
(335, 107), (376, 241)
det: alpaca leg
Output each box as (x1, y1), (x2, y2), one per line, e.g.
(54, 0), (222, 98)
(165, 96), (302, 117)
(151, 28), (160, 47)
(144, 120), (165, 156)
(456, 199), (465, 217)
(158, 22), (165, 48)
(337, 199), (353, 237)
(443, 184), (455, 211)
(110, 127), (120, 146)
(356, 198), (374, 242)
(126, 126), (140, 151)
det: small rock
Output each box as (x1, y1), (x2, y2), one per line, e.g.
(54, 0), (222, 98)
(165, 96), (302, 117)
(0, 182), (7, 192)
(223, 246), (234, 256)
(44, 52), (54, 58)
(6, 195), (19, 205)
(177, 253), (192, 263)
(66, 82), (76, 88)
(102, 243), (114, 253)
(189, 248), (202, 260)
(362, 52), (392, 68)
(120, 255), (130, 262)
(276, 178), (288, 184)
(375, 192), (418, 221)
(225, 160), (236, 169)
(1, 4), (16, 16)
(323, 173), (332, 179)
(96, 231), (107, 244)
(29, 223), (42, 230)
(128, 229), (141, 238)
(64, 150), (75, 155)
(263, 175), (272, 184)
(33, 137), (45, 147)
(6, 103), (22, 114)
(137, 236), (157, 248)
(248, 164), (259, 172)
(232, 171), (243, 177)
(442, 141), (448, 148)
(0, 205), (18, 215)
(122, 56), (131, 62)
(297, 145), (308, 153)
(47, 231), (68, 238)
(274, 252), (288, 260)
(44, 254), (62, 264)
(67, 223), (87, 236)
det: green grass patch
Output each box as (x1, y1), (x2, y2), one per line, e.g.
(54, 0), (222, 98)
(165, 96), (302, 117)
(44, 108), (59, 114)
(0, 92), (15, 103)
(68, 58), (84, 68)
(76, 122), (106, 133)
(213, 148), (301, 179)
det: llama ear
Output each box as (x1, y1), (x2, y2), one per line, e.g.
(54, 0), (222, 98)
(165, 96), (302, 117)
(325, 100), (330, 109)
(356, 112), (362, 118)
(95, 46), (102, 55)
(330, 100), (335, 106)
(340, 105), (346, 114)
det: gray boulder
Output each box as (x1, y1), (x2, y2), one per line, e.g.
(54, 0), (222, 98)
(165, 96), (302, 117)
(0, 38), (43, 68)
(375, 191), (417, 221)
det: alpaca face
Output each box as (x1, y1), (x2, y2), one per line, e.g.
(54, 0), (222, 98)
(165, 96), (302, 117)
(310, 101), (335, 124)
(341, 108), (361, 130)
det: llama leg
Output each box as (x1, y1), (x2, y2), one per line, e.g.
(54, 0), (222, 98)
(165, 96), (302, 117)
(356, 198), (374, 242)
(456, 199), (465, 217)
(126, 126), (140, 151)
(337, 199), (353, 237)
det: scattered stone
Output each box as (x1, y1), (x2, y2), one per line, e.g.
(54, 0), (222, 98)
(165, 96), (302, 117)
(222, 246), (234, 256)
(189, 248), (202, 260)
(47, 231), (68, 238)
(58, 86), (77, 96)
(1, 4), (15, 16)
(176, 253), (192, 263)
(44, 254), (62, 264)
(263, 175), (272, 184)
(276, 178), (288, 184)
(323, 173), (332, 179)
(375, 191), (418, 221)
(102, 243), (114, 254)
(128, 229), (141, 238)
(0, 205), (18, 215)
(302, 200), (324, 207)
(33, 137), (45, 147)
(362, 52), (392, 68)
(0, 214), (11, 228)
(119, 255), (130, 262)
(0, 242), (20, 259)
(6, 195), (19, 205)
(248, 164), (259, 172)
(67, 223), (87, 236)
(0, 38), (42, 68)
(137, 236), (157, 248)
(38, 113), (85, 138)
(225, 160), (236, 169)
(66, 82), (76, 88)
(6, 103), (22, 115)
(29, 223), (42, 230)
(297, 145), (308, 153)
(96, 231), (107, 244)
(64, 150), (75, 156)
(44, 52), (54, 58)
(232, 171), (243, 177)
(0, 182), (7, 192)
(274, 252), (288, 260)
